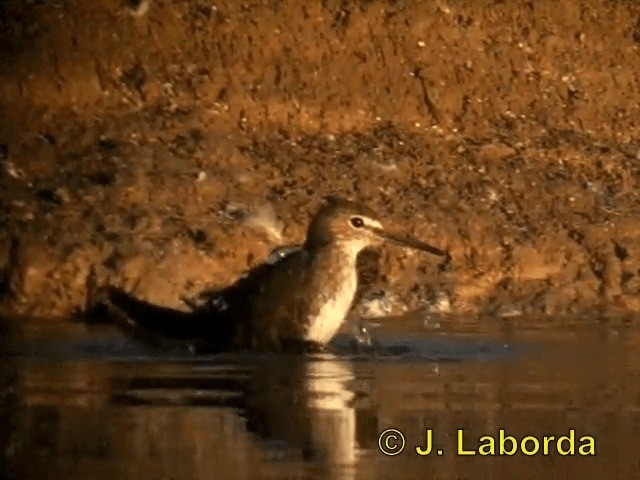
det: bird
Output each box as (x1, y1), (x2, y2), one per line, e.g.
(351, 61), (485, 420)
(87, 197), (450, 353)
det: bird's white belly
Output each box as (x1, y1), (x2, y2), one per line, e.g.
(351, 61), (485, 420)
(304, 271), (357, 344)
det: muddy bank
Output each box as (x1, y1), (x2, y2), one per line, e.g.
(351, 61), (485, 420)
(1, 0), (640, 319)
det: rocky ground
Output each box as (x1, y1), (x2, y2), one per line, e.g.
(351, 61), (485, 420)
(1, 0), (640, 321)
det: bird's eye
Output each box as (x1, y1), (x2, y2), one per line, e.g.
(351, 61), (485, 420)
(350, 216), (365, 228)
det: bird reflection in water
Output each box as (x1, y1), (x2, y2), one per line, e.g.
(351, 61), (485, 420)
(111, 353), (374, 478)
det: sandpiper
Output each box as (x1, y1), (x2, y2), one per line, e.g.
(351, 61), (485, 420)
(90, 197), (450, 353)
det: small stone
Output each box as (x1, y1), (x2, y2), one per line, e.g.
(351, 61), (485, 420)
(55, 187), (72, 204)
(477, 143), (516, 161)
(128, 0), (151, 17)
(2, 161), (24, 179)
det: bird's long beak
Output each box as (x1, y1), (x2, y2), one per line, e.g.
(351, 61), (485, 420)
(370, 227), (450, 259)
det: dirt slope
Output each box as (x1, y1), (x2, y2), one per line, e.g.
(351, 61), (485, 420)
(1, 0), (639, 319)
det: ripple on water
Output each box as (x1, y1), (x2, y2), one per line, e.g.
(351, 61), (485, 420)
(2, 314), (640, 480)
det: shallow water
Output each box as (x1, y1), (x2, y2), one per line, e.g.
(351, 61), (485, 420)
(1, 315), (640, 480)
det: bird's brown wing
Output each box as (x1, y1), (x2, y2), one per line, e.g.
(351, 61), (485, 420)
(85, 248), (314, 353)
(233, 251), (314, 351)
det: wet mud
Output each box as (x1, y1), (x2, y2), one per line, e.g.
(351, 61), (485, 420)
(1, 0), (640, 319)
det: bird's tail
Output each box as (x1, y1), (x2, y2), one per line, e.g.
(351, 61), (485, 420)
(84, 269), (219, 352)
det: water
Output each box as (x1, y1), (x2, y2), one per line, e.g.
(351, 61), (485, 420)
(1, 315), (640, 479)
